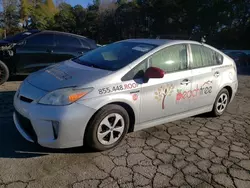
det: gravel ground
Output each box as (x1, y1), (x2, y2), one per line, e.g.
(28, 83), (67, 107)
(0, 75), (250, 188)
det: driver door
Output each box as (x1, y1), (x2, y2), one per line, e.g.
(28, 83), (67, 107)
(139, 44), (192, 123)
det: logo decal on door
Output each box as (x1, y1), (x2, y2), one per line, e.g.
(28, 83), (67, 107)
(176, 80), (213, 101)
(154, 84), (174, 109)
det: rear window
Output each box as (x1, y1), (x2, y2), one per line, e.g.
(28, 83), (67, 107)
(72, 41), (156, 71)
(55, 34), (81, 47)
(80, 39), (91, 49)
(190, 44), (223, 69)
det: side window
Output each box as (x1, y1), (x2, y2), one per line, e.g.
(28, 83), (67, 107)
(149, 44), (187, 73)
(190, 44), (224, 68)
(190, 44), (203, 68)
(55, 34), (81, 47)
(80, 39), (91, 49)
(26, 33), (54, 46)
(122, 59), (148, 81)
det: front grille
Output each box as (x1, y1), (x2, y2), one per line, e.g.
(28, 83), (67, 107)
(20, 96), (33, 103)
(15, 110), (37, 142)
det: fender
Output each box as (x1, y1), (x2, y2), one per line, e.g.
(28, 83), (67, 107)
(77, 92), (140, 124)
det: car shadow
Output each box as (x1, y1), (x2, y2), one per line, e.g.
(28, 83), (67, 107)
(0, 91), (92, 159)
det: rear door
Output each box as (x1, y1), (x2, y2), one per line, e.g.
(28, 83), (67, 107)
(53, 34), (91, 63)
(15, 32), (55, 74)
(189, 44), (223, 109)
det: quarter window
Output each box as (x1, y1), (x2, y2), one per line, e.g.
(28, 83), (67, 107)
(149, 44), (188, 73)
(190, 44), (223, 68)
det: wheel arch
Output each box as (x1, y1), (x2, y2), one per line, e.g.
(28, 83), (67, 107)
(0, 60), (10, 85)
(223, 85), (233, 101)
(109, 102), (136, 133)
(84, 101), (136, 143)
(212, 85), (233, 107)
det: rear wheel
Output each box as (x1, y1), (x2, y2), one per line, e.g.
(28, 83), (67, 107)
(0, 60), (9, 85)
(211, 88), (230, 116)
(85, 104), (129, 151)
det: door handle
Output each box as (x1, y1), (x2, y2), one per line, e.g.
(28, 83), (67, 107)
(214, 71), (220, 77)
(180, 79), (190, 85)
(46, 49), (53, 53)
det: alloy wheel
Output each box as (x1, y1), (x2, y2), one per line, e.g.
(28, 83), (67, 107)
(216, 93), (228, 113)
(97, 113), (125, 145)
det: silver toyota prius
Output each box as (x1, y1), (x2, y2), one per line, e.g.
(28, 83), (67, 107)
(13, 39), (238, 151)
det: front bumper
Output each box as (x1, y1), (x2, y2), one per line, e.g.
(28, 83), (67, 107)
(13, 82), (96, 149)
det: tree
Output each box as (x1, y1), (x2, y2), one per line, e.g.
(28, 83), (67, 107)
(72, 5), (87, 34)
(93, 0), (100, 6)
(0, 0), (250, 48)
(117, 0), (127, 5)
(20, 0), (29, 19)
(28, 1), (55, 30)
(20, 0), (31, 28)
(154, 84), (174, 110)
(44, 0), (57, 14)
(55, 0), (65, 7)
(1, 0), (20, 35)
(53, 3), (76, 32)
(84, 8), (99, 39)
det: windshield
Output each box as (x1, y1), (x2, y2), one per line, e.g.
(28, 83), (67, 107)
(4, 31), (39, 43)
(72, 41), (157, 71)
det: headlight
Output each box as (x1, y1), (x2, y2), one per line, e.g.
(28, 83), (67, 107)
(38, 87), (93, 105)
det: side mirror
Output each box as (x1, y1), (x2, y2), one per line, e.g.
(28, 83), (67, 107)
(145, 67), (165, 79)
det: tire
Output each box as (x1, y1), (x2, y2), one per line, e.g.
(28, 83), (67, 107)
(85, 104), (130, 151)
(211, 88), (230, 117)
(0, 60), (9, 85)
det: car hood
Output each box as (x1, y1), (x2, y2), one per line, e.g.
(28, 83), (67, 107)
(0, 40), (11, 46)
(27, 60), (112, 91)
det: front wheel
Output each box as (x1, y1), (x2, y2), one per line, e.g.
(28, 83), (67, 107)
(0, 60), (9, 85)
(211, 88), (230, 116)
(85, 104), (130, 151)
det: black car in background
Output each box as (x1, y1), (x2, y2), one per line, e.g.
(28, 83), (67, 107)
(225, 51), (249, 66)
(0, 30), (97, 85)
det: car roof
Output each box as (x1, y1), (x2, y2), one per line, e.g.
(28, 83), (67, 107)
(36, 30), (97, 48)
(40, 30), (89, 40)
(123, 38), (201, 46)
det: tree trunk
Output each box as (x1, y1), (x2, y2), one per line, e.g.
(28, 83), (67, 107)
(162, 95), (166, 109)
(3, 29), (6, 38)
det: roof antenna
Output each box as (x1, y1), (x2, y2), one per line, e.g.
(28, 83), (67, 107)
(201, 35), (206, 43)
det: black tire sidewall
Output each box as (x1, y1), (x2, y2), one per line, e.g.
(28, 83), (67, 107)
(213, 88), (230, 116)
(0, 61), (9, 85)
(85, 104), (130, 151)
